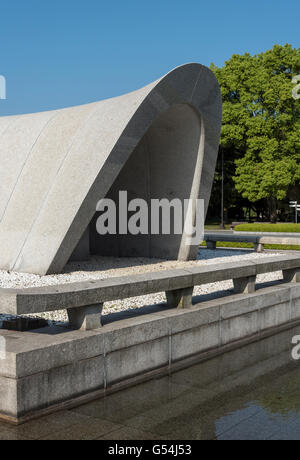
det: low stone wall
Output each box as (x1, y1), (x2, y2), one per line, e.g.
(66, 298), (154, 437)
(205, 232), (300, 251)
(1, 255), (299, 331)
(0, 280), (300, 423)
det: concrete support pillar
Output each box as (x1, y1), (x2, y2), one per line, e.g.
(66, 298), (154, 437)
(233, 276), (256, 294)
(166, 287), (193, 309)
(254, 243), (264, 253)
(67, 304), (103, 331)
(283, 268), (300, 283)
(206, 241), (217, 250)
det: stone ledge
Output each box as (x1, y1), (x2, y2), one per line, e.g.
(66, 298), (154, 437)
(0, 255), (299, 317)
(0, 282), (300, 422)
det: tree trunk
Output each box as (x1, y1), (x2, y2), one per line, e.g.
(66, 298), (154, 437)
(268, 196), (277, 223)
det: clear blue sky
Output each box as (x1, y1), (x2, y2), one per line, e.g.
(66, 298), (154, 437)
(0, 0), (299, 115)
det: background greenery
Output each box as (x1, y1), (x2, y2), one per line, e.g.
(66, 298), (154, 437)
(207, 44), (300, 224)
(235, 223), (300, 232)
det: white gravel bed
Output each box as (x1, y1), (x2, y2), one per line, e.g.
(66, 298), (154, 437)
(0, 249), (286, 324)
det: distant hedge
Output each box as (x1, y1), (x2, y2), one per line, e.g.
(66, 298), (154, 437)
(234, 223), (300, 233)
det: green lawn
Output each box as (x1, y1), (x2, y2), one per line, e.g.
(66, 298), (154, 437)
(203, 222), (300, 250)
(235, 223), (300, 233)
(201, 241), (300, 251)
(204, 224), (231, 230)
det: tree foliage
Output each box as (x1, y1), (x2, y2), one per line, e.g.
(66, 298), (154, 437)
(210, 44), (300, 221)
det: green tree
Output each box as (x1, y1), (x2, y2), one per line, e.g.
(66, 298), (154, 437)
(211, 44), (300, 222)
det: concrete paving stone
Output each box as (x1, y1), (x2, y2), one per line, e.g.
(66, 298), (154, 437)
(0, 416), (70, 439)
(37, 409), (105, 429)
(98, 426), (163, 440)
(268, 415), (300, 440)
(74, 385), (161, 417)
(168, 359), (220, 389)
(83, 379), (194, 417)
(204, 359), (290, 399)
(217, 408), (291, 440)
(39, 417), (122, 440)
(120, 413), (211, 439)
(213, 404), (263, 437)
(0, 428), (33, 440)
(113, 377), (194, 409)
(136, 389), (217, 424)
(71, 399), (142, 424)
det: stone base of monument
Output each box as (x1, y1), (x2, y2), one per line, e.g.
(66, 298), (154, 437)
(0, 280), (300, 424)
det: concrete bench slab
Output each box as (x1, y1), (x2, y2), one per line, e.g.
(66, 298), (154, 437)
(0, 256), (299, 331)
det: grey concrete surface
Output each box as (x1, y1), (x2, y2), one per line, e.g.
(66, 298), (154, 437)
(67, 303), (103, 331)
(0, 64), (222, 275)
(166, 287), (193, 308)
(91, 103), (203, 261)
(0, 254), (299, 319)
(1, 280), (300, 422)
(233, 275), (256, 294)
(0, 323), (299, 439)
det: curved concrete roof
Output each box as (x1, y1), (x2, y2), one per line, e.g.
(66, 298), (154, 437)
(0, 63), (222, 275)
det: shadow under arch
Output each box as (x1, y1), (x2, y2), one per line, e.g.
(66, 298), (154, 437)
(54, 63), (222, 274)
(89, 102), (205, 260)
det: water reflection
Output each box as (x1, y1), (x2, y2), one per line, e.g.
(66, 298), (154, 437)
(2, 324), (300, 440)
(74, 325), (300, 440)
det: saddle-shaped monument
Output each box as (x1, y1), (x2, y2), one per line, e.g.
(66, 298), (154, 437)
(0, 64), (222, 275)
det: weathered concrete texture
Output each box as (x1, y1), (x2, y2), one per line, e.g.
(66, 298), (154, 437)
(0, 64), (222, 275)
(166, 287), (193, 309)
(67, 304), (103, 331)
(0, 254), (299, 317)
(233, 276), (256, 294)
(91, 103), (203, 261)
(1, 281), (300, 422)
